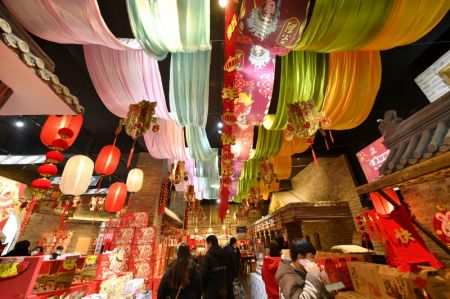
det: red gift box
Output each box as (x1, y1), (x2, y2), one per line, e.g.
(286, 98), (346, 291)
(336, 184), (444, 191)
(112, 227), (135, 245)
(129, 261), (154, 280)
(133, 227), (157, 245)
(129, 244), (155, 263)
(120, 212), (149, 228)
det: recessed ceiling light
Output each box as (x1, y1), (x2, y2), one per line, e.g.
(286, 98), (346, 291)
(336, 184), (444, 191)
(219, 0), (227, 8)
(218, 130), (222, 134)
(15, 119), (24, 128)
(217, 122), (223, 128)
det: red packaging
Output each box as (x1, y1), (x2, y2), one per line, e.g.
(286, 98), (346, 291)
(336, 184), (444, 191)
(94, 254), (110, 280)
(129, 244), (155, 263)
(120, 212), (149, 228)
(130, 261), (154, 280)
(112, 227), (135, 245)
(133, 227), (157, 245)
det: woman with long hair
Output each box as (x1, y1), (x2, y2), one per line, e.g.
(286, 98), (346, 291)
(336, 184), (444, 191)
(158, 243), (202, 299)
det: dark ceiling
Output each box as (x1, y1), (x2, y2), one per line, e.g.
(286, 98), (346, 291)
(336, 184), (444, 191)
(0, 1), (449, 186)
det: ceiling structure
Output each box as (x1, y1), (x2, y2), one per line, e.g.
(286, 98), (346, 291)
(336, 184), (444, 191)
(0, 1), (449, 187)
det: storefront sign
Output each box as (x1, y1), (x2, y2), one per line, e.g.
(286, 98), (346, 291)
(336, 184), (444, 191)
(356, 137), (390, 183)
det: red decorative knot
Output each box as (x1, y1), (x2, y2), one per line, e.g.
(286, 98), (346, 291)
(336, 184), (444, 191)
(51, 138), (69, 151)
(58, 127), (74, 139)
(356, 220), (363, 225)
(46, 151), (64, 163)
(32, 178), (52, 190)
(38, 164), (58, 177)
(358, 226), (365, 231)
(354, 215), (361, 220)
(183, 176), (189, 181)
(306, 137), (314, 145)
(152, 124), (160, 132)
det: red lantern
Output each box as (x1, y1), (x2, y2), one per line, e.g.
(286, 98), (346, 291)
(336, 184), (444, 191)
(46, 151), (64, 164)
(38, 164), (58, 177)
(105, 182), (127, 212)
(31, 178), (51, 190)
(40, 115), (83, 148)
(95, 145), (121, 176)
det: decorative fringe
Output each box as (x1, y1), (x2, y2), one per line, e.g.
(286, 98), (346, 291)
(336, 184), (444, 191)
(96, 176), (104, 193)
(324, 136), (330, 151)
(127, 138), (137, 168)
(328, 130), (335, 143)
(311, 146), (320, 169)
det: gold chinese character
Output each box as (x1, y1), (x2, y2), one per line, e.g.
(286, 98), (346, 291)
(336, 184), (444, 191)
(395, 228), (416, 245)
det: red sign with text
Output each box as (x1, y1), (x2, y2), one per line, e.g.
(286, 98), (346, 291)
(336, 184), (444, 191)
(356, 137), (390, 183)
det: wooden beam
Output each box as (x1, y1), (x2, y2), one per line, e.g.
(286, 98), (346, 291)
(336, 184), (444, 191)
(356, 151), (450, 194)
(0, 80), (13, 109)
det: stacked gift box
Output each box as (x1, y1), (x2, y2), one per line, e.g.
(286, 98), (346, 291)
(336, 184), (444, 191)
(110, 212), (157, 286)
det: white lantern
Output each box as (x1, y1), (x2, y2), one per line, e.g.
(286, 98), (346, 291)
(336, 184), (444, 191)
(126, 168), (144, 193)
(60, 155), (94, 196)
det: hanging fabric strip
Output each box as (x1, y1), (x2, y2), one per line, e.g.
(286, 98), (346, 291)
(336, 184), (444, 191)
(3, 0), (140, 50)
(250, 126), (283, 160)
(321, 51), (382, 130)
(84, 45), (170, 119)
(144, 119), (188, 161)
(126, 0), (211, 60)
(263, 51), (328, 130)
(185, 126), (215, 162)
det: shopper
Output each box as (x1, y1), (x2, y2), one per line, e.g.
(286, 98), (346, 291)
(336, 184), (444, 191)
(191, 247), (200, 267)
(30, 246), (44, 256)
(276, 239), (329, 299)
(200, 235), (228, 299)
(51, 245), (64, 259)
(3, 240), (30, 256)
(223, 237), (240, 298)
(262, 241), (281, 299)
(158, 243), (202, 299)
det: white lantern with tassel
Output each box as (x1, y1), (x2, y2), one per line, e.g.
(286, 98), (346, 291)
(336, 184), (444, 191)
(60, 155), (94, 196)
(126, 168), (144, 193)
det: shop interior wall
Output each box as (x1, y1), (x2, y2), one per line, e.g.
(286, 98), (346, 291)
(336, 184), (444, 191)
(400, 177), (450, 267)
(19, 213), (100, 254)
(301, 218), (355, 251)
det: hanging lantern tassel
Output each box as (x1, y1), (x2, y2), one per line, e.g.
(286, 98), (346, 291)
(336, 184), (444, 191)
(311, 146), (319, 169)
(127, 138), (137, 168)
(19, 196), (38, 236)
(324, 136), (330, 151)
(328, 130), (335, 143)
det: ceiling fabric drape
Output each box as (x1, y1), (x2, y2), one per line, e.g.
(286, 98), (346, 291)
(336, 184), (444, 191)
(3, 0), (140, 50)
(126, 0), (211, 60)
(143, 120), (188, 161)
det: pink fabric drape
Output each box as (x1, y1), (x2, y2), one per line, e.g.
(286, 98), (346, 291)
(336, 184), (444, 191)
(3, 0), (140, 50)
(144, 120), (188, 161)
(84, 45), (170, 119)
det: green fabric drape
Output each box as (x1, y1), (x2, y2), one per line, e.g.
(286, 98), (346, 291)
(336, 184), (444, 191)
(263, 51), (328, 130)
(295, 0), (394, 52)
(251, 126), (283, 159)
(234, 158), (262, 203)
(127, 0), (211, 60)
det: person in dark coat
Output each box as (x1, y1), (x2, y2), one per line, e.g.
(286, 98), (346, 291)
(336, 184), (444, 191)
(158, 243), (202, 299)
(3, 240), (30, 257)
(191, 247), (200, 267)
(200, 235), (228, 299)
(223, 237), (240, 298)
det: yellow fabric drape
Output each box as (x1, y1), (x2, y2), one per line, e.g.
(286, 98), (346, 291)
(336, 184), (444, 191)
(278, 133), (311, 156)
(322, 51), (382, 130)
(361, 0), (450, 50)
(295, 0), (394, 52)
(270, 155), (292, 180)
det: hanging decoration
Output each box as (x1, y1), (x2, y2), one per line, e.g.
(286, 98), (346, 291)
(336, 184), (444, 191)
(89, 196), (105, 212)
(257, 160), (277, 187)
(126, 168), (144, 209)
(117, 100), (159, 167)
(95, 145), (121, 177)
(285, 100), (328, 140)
(168, 161), (188, 185)
(105, 182), (128, 213)
(184, 185), (196, 209)
(158, 178), (170, 215)
(433, 205), (450, 247)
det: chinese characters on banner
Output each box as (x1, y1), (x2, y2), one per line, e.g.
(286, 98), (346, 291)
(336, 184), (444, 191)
(356, 137), (390, 183)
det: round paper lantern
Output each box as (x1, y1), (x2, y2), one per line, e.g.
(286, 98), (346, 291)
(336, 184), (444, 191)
(95, 145), (121, 176)
(38, 164), (58, 177)
(105, 182), (127, 212)
(31, 178), (51, 190)
(46, 151), (64, 164)
(126, 168), (144, 193)
(40, 115), (83, 148)
(60, 155), (94, 196)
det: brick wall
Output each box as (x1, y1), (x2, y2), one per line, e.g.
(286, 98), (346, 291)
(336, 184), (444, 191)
(401, 177), (450, 267)
(301, 218), (354, 251)
(20, 213), (100, 254)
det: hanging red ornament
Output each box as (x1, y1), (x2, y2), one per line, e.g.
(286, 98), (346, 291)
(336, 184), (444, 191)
(152, 124), (160, 132)
(95, 145), (121, 176)
(46, 151), (64, 164)
(105, 182), (128, 212)
(51, 139), (69, 151)
(38, 164), (58, 177)
(31, 178), (51, 190)
(57, 127), (74, 139)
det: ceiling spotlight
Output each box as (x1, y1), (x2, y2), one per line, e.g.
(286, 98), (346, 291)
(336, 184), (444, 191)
(218, 130), (222, 134)
(217, 199), (220, 203)
(219, 0), (227, 8)
(15, 117), (24, 128)
(217, 122), (223, 128)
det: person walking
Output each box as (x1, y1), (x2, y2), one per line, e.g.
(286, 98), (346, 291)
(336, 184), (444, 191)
(200, 235), (228, 299)
(158, 243), (202, 299)
(223, 237), (240, 298)
(276, 239), (329, 299)
(262, 241), (282, 299)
